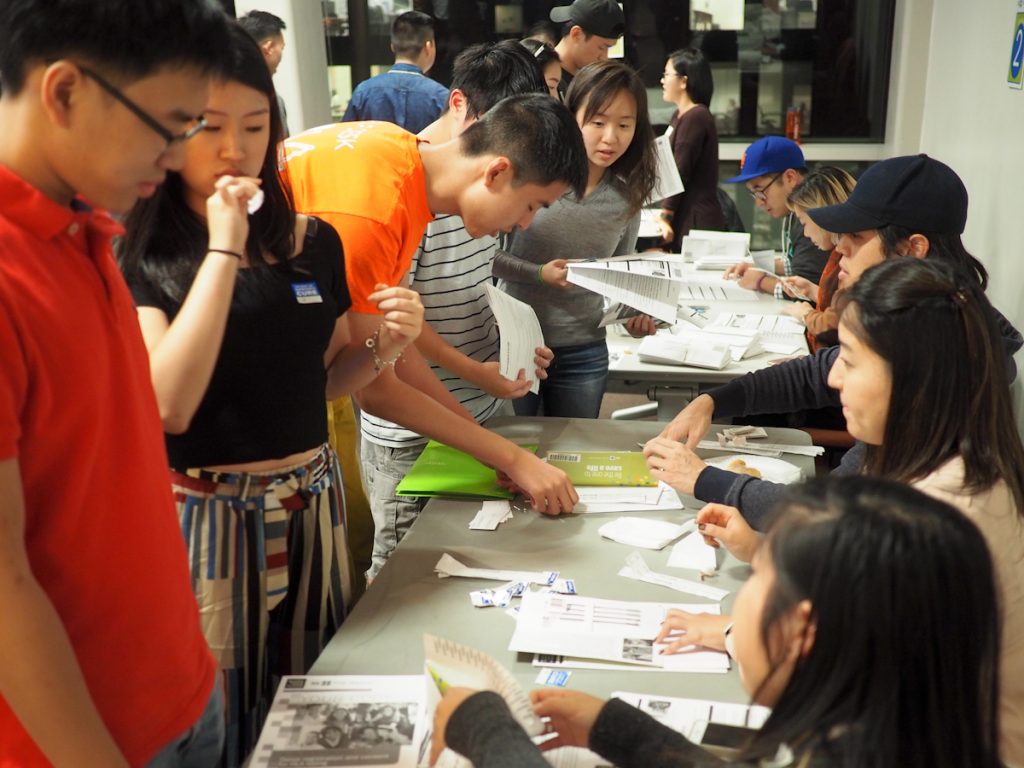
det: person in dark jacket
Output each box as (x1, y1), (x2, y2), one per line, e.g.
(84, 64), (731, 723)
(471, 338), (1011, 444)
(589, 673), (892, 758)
(429, 476), (1004, 768)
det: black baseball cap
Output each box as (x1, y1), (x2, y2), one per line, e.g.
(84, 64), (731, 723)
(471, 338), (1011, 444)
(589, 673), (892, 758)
(808, 154), (968, 235)
(550, 0), (625, 40)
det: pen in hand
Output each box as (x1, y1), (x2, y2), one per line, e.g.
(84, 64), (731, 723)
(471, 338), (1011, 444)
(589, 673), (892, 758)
(427, 664), (450, 695)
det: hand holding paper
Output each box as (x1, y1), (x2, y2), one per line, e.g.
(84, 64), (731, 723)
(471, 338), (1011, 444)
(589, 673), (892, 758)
(655, 609), (733, 654)
(484, 284), (544, 395)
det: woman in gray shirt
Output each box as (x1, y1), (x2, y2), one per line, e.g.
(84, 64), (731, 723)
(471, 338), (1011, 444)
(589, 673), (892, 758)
(493, 59), (657, 417)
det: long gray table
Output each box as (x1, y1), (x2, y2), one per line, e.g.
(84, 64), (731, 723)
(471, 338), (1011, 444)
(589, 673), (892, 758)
(312, 417), (815, 705)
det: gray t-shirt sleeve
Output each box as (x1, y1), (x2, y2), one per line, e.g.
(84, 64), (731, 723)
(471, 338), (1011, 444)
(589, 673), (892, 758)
(492, 247), (540, 284)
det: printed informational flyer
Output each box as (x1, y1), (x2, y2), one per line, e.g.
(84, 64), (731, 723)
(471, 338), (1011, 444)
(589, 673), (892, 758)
(509, 591), (729, 672)
(250, 676), (425, 767)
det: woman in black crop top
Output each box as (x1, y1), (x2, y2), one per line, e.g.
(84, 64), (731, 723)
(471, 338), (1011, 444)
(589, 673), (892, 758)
(118, 25), (423, 768)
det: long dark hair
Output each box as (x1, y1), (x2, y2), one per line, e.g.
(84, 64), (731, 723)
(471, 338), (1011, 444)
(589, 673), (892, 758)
(118, 21), (295, 303)
(740, 476), (1002, 768)
(566, 60), (657, 217)
(666, 47), (713, 106)
(840, 258), (1024, 514)
(877, 225), (988, 289)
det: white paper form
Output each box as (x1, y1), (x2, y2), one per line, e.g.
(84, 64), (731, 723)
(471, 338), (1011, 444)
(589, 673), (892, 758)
(679, 277), (758, 302)
(484, 283), (544, 395)
(648, 134), (685, 202)
(566, 257), (685, 325)
(422, 635), (543, 768)
(509, 591), (727, 670)
(251, 675), (426, 768)
(708, 312), (806, 352)
(638, 208), (662, 239)
(619, 551), (729, 601)
(531, 599), (728, 675)
(574, 485), (685, 514)
(611, 691), (771, 739)
(434, 553), (557, 585)
(696, 440), (824, 458)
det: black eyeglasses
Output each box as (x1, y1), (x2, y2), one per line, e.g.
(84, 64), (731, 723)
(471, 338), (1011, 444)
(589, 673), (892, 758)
(79, 65), (206, 147)
(748, 172), (783, 202)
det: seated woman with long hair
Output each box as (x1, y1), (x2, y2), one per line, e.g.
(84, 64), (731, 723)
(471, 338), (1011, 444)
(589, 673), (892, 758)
(429, 475), (1003, 768)
(661, 257), (1024, 765)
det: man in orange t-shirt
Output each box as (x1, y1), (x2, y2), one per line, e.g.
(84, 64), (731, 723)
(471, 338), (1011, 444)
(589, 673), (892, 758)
(0, 2), (229, 765)
(284, 97), (588, 566)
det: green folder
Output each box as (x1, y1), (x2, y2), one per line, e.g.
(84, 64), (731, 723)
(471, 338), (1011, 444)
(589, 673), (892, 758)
(544, 450), (657, 487)
(395, 441), (536, 499)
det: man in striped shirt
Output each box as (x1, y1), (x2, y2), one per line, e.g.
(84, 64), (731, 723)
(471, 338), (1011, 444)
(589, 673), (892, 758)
(360, 41), (566, 579)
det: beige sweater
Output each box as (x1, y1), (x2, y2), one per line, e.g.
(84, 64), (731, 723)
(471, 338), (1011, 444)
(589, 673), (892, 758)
(914, 458), (1024, 767)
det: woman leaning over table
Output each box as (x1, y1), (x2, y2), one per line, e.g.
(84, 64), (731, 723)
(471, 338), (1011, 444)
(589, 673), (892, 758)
(493, 59), (658, 419)
(118, 24), (423, 766)
(658, 258), (1024, 766)
(428, 475), (1004, 768)
(776, 166), (855, 351)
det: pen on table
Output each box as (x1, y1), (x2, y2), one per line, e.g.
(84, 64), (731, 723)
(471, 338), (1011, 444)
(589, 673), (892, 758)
(426, 664), (449, 695)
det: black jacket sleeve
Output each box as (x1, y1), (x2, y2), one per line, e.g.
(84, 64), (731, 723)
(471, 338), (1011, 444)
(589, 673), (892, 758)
(445, 692), (549, 768)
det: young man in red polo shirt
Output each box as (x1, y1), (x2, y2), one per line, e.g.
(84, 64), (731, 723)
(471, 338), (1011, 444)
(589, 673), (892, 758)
(0, 2), (233, 765)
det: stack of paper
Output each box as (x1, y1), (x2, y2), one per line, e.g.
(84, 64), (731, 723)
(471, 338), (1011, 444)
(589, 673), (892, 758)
(636, 334), (733, 370)
(674, 327), (764, 361)
(707, 312), (807, 354)
(566, 255), (686, 325)
(574, 484), (684, 514)
(681, 230), (750, 269)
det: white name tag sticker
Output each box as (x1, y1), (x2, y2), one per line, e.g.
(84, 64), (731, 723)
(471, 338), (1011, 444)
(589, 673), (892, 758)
(291, 282), (323, 304)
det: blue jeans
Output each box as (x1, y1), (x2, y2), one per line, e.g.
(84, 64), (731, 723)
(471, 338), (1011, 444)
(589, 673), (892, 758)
(514, 340), (609, 419)
(147, 682), (224, 768)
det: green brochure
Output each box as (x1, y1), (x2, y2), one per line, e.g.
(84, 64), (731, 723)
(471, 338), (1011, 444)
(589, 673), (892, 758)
(544, 450), (656, 487)
(395, 441), (536, 499)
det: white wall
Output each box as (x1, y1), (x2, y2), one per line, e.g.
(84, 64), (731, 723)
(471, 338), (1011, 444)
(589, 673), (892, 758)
(917, 0), (1024, 421)
(235, 0), (332, 134)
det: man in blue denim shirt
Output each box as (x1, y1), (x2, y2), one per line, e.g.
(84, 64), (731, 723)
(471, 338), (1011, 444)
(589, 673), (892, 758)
(343, 11), (448, 133)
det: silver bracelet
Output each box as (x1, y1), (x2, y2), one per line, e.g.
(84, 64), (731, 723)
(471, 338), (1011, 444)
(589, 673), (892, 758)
(365, 325), (399, 373)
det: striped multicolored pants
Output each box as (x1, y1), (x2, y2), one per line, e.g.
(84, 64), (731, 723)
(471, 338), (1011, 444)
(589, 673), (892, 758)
(170, 444), (353, 767)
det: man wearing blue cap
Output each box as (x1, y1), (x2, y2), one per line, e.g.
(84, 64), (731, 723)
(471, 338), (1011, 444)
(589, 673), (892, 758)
(723, 136), (831, 299)
(550, 0), (625, 102)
